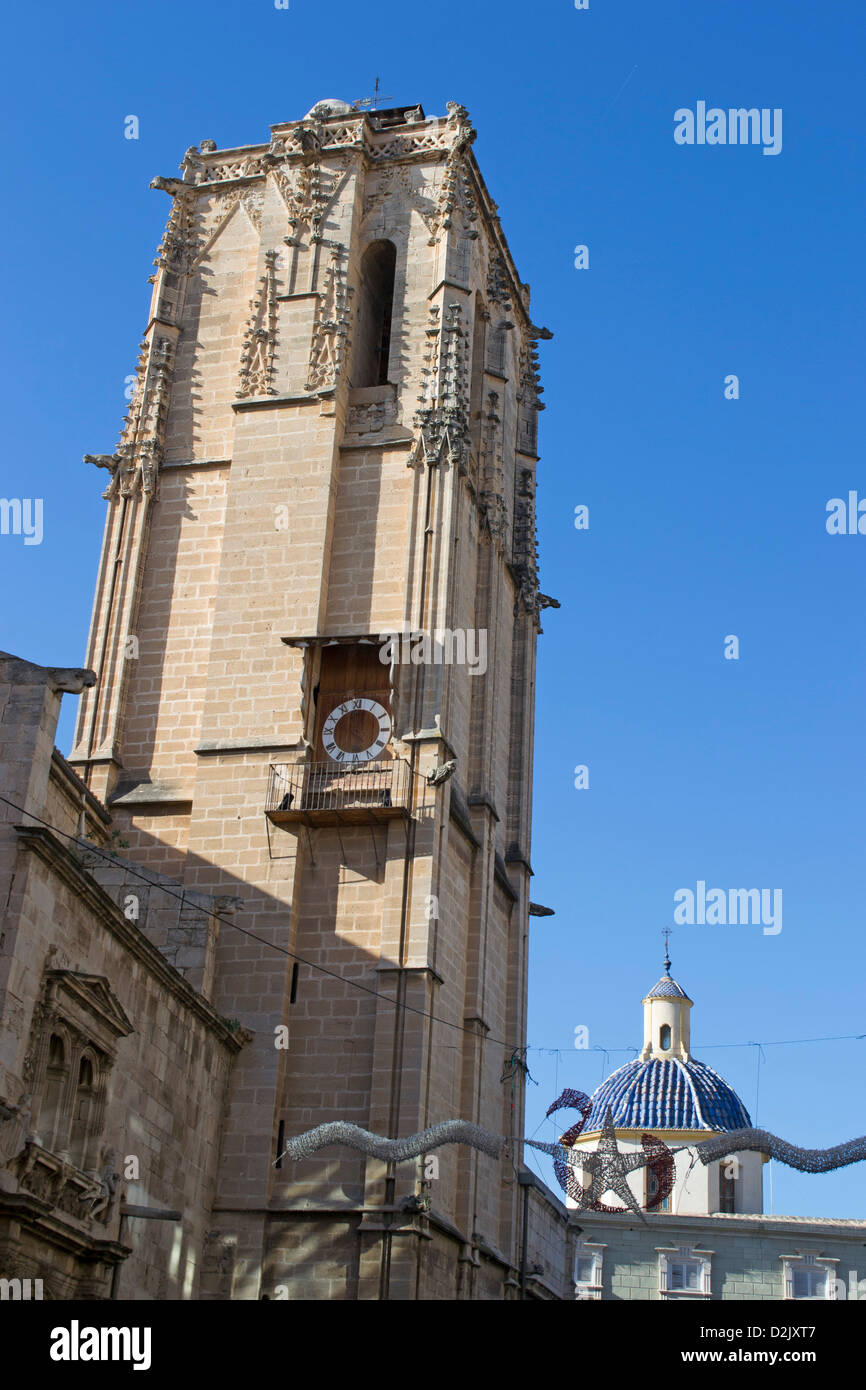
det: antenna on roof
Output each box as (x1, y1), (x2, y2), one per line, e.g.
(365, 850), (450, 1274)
(352, 77), (394, 112)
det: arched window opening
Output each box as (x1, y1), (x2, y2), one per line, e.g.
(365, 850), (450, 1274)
(719, 1161), (738, 1213)
(659, 1024), (672, 1051)
(487, 321), (508, 376)
(468, 293), (487, 457)
(69, 1052), (98, 1169)
(646, 1165), (672, 1212)
(352, 240), (396, 387)
(41, 1033), (68, 1151)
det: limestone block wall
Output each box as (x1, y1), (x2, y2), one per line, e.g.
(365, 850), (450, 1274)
(1, 818), (243, 1299)
(523, 1174), (579, 1300)
(119, 462), (230, 792)
(162, 196), (259, 465)
(0, 657), (245, 1298)
(67, 99), (552, 1298)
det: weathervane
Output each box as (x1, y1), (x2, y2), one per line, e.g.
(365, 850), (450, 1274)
(352, 77), (393, 112)
(662, 926), (673, 975)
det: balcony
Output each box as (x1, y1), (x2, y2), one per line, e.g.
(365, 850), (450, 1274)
(266, 758), (413, 826)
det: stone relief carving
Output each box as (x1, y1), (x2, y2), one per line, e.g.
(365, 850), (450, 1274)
(371, 128), (454, 162)
(194, 187), (264, 266)
(362, 164), (438, 237)
(86, 334), (176, 501)
(0, 1092), (34, 1172)
(152, 186), (199, 276)
(14, 1141), (120, 1226)
(512, 465), (539, 617)
(306, 247), (353, 393)
(487, 253), (512, 311)
(410, 302), (470, 473)
(516, 337), (545, 456)
(427, 106), (478, 245)
(236, 251), (279, 399)
(411, 304), (441, 435)
(272, 158), (337, 246)
(347, 393), (399, 436)
(479, 390), (509, 547)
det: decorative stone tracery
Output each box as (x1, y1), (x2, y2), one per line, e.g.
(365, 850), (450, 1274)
(479, 391), (508, 546)
(411, 302), (470, 473)
(236, 251), (279, 399)
(306, 247), (353, 393)
(86, 332), (177, 501)
(427, 107), (478, 245)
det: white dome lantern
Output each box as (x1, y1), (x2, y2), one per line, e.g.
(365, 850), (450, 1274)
(639, 945), (693, 1062)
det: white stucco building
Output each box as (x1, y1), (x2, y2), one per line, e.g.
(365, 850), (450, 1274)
(559, 958), (866, 1300)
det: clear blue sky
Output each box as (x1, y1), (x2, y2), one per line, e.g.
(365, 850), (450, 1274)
(1, 0), (864, 1218)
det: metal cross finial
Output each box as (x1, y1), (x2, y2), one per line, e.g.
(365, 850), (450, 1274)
(662, 927), (673, 974)
(352, 77), (394, 112)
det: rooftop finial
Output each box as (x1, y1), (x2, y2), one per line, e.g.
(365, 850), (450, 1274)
(661, 926), (673, 976)
(352, 77), (393, 112)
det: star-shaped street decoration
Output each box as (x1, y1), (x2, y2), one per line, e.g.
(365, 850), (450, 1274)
(525, 1101), (680, 1216)
(577, 1107), (653, 1216)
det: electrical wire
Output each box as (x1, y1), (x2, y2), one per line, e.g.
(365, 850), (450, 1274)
(3, 791), (861, 1066)
(527, 1033), (866, 1057)
(0, 790), (526, 1053)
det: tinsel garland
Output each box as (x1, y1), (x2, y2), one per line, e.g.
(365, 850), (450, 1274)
(276, 1119), (503, 1165)
(546, 1088), (593, 1148)
(276, 1110), (866, 1202)
(693, 1128), (866, 1173)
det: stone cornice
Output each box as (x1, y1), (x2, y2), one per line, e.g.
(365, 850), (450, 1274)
(0, 1190), (131, 1263)
(195, 737), (303, 756)
(575, 1208), (866, 1238)
(493, 853), (518, 903)
(49, 749), (111, 828)
(374, 961), (445, 986)
(231, 392), (321, 412)
(448, 788), (480, 849)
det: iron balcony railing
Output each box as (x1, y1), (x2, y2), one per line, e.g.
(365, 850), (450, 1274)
(266, 758), (413, 824)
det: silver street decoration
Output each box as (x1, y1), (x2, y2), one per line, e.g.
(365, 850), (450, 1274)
(526, 1108), (665, 1215)
(693, 1128), (866, 1173)
(278, 1114), (866, 1198)
(276, 1119), (503, 1165)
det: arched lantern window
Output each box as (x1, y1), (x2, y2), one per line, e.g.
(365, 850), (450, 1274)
(352, 240), (396, 387)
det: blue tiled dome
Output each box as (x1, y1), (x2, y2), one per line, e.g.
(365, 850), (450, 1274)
(645, 974), (691, 1000)
(584, 1057), (751, 1133)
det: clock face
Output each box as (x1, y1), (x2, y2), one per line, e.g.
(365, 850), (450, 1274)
(321, 698), (392, 764)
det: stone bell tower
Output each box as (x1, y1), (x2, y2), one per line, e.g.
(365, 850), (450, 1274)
(69, 97), (554, 1299)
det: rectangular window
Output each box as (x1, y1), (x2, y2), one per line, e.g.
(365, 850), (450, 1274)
(719, 1166), (737, 1213)
(668, 1259), (702, 1292)
(574, 1247), (603, 1300)
(792, 1267), (828, 1299)
(646, 1166), (671, 1211)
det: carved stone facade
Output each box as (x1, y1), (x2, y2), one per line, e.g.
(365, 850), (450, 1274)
(0, 653), (245, 1298)
(22, 99), (565, 1300)
(237, 251), (279, 399)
